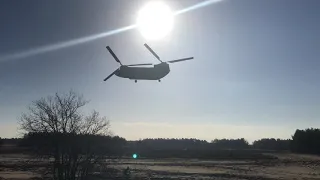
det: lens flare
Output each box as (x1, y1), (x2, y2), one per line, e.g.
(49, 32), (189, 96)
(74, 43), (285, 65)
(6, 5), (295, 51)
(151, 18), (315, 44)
(174, 0), (223, 15)
(132, 153), (138, 159)
(0, 25), (136, 63)
(0, 0), (224, 63)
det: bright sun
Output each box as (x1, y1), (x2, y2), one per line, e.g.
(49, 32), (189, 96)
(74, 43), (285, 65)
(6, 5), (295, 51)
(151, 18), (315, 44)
(137, 1), (174, 40)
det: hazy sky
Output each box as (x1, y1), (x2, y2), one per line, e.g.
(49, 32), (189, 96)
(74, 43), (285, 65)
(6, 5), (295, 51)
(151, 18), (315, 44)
(1, 0), (320, 142)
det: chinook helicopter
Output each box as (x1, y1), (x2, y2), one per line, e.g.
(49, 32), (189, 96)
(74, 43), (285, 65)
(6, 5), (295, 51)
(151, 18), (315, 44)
(103, 43), (194, 82)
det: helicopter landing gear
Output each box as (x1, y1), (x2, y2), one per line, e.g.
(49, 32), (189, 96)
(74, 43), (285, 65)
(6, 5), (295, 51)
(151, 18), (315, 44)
(158, 79), (161, 82)
(135, 80), (137, 83)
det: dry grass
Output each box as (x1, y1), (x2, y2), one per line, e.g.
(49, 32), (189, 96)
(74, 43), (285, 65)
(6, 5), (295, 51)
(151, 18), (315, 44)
(0, 153), (320, 180)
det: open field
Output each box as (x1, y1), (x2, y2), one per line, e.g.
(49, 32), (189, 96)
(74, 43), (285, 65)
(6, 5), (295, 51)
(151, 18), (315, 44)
(1, 153), (320, 180)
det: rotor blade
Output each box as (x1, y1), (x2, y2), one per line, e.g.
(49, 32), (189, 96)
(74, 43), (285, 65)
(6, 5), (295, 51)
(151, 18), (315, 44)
(127, 63), (153, 67)
(167, 57), (194, 63)
(106, 46), (122, 65)
(103, 69), (118, 81)
(144, 43), (162, 62)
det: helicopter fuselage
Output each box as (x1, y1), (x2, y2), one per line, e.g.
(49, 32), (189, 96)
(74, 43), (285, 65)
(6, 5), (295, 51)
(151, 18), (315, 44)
(103, 44), (193, 82)
(115, 62), (170, 80)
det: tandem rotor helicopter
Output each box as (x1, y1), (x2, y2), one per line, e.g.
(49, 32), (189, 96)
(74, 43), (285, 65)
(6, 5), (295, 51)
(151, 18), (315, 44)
(103, 43), (194, 82)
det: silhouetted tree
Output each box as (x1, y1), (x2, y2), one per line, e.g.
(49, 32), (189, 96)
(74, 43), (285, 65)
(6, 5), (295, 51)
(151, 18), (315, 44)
(19, 90), (124, 180)
(291, 128), (320, 154)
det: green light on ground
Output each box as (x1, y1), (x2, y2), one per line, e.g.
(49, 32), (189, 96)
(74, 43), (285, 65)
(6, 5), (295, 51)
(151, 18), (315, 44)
(132, 153), (138, 159)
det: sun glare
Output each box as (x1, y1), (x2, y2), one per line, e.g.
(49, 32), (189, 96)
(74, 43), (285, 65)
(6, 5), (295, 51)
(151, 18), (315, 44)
(137, 1), (174, 40)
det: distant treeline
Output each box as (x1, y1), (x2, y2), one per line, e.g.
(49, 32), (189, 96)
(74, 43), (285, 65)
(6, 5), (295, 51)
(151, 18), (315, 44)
(132, 138), (289, 151)
(130, 138), (272, 159)
(0, 137), (21, 145)
(1, 128), (320, 156)
(252, 138), (291, 151)
(20, 132), (127, 157)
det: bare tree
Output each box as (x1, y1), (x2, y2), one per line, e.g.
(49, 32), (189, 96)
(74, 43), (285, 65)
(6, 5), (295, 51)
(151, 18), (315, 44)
(20, 90), (110, 135)
(19, 90), (119, 180)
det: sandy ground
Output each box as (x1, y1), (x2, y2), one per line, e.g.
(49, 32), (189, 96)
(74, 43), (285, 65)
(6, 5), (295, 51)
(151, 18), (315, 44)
(0, 153), (320, 180)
